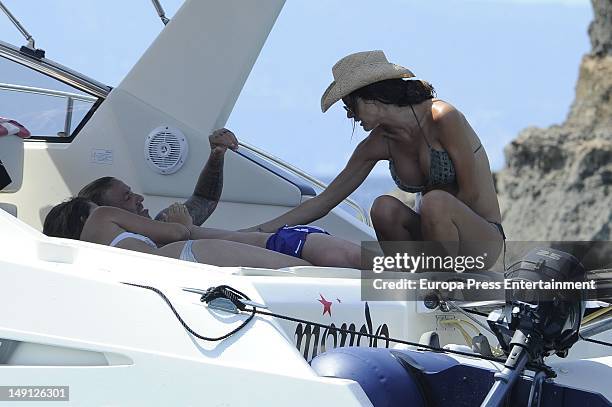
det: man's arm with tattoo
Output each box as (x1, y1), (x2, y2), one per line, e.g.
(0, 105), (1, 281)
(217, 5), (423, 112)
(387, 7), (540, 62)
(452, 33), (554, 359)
(156, 128), (238, 225)
(183, 147), (225, 225)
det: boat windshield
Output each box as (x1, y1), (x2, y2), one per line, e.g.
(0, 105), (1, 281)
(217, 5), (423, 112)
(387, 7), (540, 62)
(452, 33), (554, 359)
(0, 55), (99, 140)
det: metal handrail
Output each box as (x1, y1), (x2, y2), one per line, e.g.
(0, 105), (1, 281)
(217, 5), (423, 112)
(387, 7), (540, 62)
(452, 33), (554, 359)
(151, 0), (170, 25)
(0, 40), (110, 98)
(0, 82), (97, 102)
(1, 82), (97, 137)
(0, 0), (36, 50)
(238, 140), (371, 225)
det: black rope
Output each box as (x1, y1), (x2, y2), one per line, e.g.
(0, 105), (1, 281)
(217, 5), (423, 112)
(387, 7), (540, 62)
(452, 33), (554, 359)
(251, 308), (570, 372)
(122, 282), (607, 371)
(249, 307), (514, 365)
(193, 284), (252, 310)
(122, 282), (255, 341)
(123, 283), (508, 363)
(123, 282), (507, 361)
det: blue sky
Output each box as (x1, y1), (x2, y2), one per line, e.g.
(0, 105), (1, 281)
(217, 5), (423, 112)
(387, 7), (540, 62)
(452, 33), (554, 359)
(0, 0), (593, 179)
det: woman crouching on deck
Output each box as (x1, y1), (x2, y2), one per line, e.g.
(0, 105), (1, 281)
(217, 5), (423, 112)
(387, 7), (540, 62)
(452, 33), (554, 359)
(249, 50), (505, 267)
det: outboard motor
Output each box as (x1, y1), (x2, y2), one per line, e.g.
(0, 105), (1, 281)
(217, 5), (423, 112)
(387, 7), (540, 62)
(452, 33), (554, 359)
(488, 247), (586, 360)
(311, 248), (599, 407)
(482, 248), (586, 406)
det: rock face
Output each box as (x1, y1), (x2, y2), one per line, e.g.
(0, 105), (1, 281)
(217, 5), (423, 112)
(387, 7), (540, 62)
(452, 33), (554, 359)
(495, 0), (612, 240)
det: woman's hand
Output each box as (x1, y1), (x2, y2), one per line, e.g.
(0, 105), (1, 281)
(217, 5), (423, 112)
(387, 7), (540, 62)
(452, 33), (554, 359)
(165, 203), (193, 227)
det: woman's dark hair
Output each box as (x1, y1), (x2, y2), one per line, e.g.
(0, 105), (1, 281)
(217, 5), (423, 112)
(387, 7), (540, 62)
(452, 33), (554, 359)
(78, 176), (115, 205)
(348, 78), (435, 109)
(43, 197), (94, 240)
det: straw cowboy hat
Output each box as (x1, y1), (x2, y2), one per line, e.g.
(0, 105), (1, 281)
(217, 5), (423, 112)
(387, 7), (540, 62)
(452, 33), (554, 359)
(320, 50), (415, 113)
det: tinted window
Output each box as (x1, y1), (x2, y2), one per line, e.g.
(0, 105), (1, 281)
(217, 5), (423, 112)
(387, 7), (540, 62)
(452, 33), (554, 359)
(0, 56), (99, 140)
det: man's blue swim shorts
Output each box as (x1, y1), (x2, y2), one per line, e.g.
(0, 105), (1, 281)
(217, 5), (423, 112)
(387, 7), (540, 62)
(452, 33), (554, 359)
(265, 225), (329, 258)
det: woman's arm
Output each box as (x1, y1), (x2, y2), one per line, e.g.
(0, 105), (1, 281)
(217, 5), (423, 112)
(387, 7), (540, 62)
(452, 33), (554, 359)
(243, 135), (386, 233)
(87, 206), (190, 245)
(436, 107), (480, 207)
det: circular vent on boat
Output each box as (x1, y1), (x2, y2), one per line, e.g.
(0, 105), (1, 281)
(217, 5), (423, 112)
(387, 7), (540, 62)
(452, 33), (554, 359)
(144, 126), (188, 174)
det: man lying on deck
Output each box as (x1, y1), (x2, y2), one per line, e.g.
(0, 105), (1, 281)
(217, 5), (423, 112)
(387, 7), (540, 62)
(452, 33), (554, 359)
(44, 197), (311, 269)
(77, 128), (361, 268)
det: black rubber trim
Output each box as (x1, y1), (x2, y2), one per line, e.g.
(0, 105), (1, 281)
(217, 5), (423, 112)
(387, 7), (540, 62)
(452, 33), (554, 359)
(26, 97), (104, 144)
(0, 160), (11, 190)
(235, 148), (317, 196)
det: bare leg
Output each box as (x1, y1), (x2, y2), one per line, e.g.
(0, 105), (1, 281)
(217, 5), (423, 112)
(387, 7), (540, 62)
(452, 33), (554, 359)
(419, 190), (503, 267)
(157, 239), (311, 268)
(189, 227), (270, 247)
(370, 195), (424, 258)
(370, 195), (422, 241)
(301, 234), (362, 268)
(191, 225), (361, 268)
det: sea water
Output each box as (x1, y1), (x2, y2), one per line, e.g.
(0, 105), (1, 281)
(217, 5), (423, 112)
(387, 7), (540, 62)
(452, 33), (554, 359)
(318, 174), (399, 216)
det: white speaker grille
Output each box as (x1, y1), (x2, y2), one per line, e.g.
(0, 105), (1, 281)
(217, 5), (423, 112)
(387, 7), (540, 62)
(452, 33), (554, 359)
(144, 126), (188, 174)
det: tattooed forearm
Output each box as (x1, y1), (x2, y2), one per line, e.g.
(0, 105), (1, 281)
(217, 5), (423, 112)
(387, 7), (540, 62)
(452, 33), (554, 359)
(184, 148), (225, 225)
(155, 149), (226, 226)
(183, 197), (218, 226)
(195, 149), (224, 201)
(154, 199), (218, 226)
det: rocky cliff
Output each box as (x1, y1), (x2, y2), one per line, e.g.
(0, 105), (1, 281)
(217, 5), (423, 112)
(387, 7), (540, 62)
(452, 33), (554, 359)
(385, 0), (610, 241)
(495, 0), (612, 240)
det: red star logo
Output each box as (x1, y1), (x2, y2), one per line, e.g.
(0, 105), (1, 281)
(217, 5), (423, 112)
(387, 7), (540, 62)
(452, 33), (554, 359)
(318, 293), (332, 316)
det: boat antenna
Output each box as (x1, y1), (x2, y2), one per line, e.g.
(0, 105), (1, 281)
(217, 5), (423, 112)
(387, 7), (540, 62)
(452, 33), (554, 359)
(150, 0), (170, 25)
(0, 1), (44, 58)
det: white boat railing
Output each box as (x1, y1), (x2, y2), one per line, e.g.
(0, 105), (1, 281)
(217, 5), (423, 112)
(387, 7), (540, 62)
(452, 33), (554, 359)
(0, 82), (97, 137)
(0, 82), (97, 102)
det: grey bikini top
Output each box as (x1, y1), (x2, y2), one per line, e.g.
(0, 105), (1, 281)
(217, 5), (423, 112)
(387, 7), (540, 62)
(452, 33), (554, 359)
(389, 105), (481, 193)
